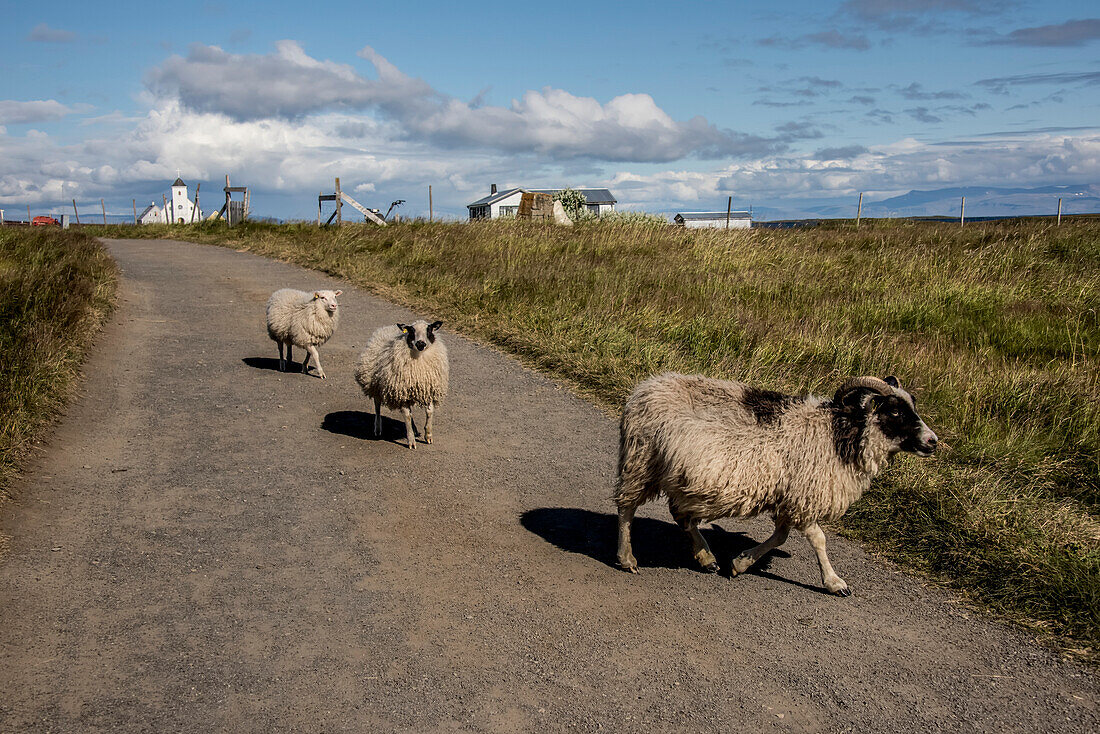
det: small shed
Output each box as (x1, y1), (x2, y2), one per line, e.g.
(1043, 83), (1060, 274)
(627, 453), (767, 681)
(673, 211), (752, 229)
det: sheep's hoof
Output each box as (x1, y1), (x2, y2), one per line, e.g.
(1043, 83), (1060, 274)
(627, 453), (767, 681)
(730, 553), (755, 576)
(407, 440), (416, 450)
(317, 372), (326, 380)
(832, 586), (852, 597)
(617, 556), (638, 574)
(703, 562), (720, 574)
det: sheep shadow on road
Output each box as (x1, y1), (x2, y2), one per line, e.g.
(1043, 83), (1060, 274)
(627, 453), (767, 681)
(243, 356), (296, 372)
(322, 409), (418, 446)
(522, 507), (814, 587)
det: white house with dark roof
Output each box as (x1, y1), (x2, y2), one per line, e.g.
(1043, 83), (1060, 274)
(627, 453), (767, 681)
(673, 210), (752, 229)
(467, 185), (616, 220)
(138, 177), (203, 224)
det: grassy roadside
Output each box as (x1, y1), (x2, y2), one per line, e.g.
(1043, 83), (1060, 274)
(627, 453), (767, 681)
(0, 228), (118, 511)
(100, 218), (1099, 657)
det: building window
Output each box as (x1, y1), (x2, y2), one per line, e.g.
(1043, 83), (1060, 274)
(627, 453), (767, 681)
(588, 204), (601, 216)
(499, 206), (518, 218)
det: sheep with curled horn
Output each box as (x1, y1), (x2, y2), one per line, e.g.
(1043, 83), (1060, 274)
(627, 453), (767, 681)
(614, 373), (938, 596)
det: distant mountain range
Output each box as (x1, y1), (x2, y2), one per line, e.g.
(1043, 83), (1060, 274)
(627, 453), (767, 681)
(745, 183), (1100, 222)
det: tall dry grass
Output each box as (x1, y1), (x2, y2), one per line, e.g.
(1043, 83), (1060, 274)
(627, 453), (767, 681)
(103, 217), (1099, 652)
(0, 228), (118, 501)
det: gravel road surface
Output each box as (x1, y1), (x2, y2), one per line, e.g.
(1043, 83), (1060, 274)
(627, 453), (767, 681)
(0, 238), (1095, 733)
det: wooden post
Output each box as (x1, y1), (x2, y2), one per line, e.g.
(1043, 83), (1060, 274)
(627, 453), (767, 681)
(101, 199), (107, 225)
(335, 178), (342, 225)
(1057, 197), (1063, 225)
(191, 183), (200, 223)
(132, 199), (137, 225)
(318, 193), (322, 226)
(225, 175), (231, 227)
(429, 185), (433, 222)
(856, 192), (863, 228)
(73, 199), (80, 225)
(163, 195), (169, 224)
(27, 204), (31, 223)
(960, 196), (965, 226)
(725, 196), (732, 230)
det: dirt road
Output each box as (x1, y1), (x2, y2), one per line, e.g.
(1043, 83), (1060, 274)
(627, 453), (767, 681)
(1, 238), (1095, 733)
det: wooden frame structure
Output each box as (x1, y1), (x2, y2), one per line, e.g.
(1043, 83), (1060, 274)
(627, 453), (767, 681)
(318, 177), (386, 226)
(210, 174), (249, 226)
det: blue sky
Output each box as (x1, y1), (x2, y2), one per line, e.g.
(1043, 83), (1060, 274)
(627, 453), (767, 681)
(2, 1), (1099, 220)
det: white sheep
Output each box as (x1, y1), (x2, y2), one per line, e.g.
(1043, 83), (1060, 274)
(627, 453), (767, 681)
(615, 373), (938, 596)
(265, 288), (342, 379)
(354, 320), (449, 449)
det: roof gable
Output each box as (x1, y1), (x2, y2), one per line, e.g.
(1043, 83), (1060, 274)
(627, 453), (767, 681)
(466, 187), (524, 208)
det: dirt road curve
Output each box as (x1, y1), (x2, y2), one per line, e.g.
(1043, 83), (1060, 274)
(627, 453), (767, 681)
(1, 238), (1095, 733)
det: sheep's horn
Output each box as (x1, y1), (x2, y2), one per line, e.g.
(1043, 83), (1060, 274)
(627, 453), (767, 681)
(834, 376), (895, 407)
(837, 376), (895, 396)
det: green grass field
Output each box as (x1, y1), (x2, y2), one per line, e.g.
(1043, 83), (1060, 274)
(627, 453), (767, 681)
(0, 228), (118, 507)
(100, 217), (1099, 656)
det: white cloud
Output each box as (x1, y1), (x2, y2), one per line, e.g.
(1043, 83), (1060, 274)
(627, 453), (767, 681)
(27, 23), (76, 43)
(0, 100), (75, 124)
(145, 41), (783, 162)
(604, 133), (1100, 210)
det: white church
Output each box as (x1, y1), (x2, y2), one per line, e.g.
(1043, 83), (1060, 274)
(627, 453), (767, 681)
(138, 177), (203, 224)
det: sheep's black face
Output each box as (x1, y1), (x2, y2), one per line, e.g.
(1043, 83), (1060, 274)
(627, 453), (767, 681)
(398, 320), (443, 355)
(872, 391), (938, 456)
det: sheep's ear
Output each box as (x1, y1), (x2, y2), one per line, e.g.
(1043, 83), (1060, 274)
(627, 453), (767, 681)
(429, 320), (443, 332)
(397, 323), (408, 333)
(313, 291), (322, 299)
(334, 290), (342, 297)
(884, 375), (900, 388)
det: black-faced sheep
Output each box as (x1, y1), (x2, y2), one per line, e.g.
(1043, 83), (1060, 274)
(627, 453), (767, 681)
(265, 288), (341, 379)
(614, 373), (938, 596)
(354, 320), (449, 449)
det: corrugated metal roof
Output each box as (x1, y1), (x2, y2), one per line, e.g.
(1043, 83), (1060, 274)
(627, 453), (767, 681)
(527, 188), (617, 204)
(466, 187), (618, 208)
(675, 211), (752, 220)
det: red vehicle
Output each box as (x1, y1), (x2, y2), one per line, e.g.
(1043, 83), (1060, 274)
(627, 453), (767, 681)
(31, 215), (60, 226)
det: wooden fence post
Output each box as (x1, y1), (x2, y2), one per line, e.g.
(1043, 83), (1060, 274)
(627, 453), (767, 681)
(335, 178), (342, 225)
(856, 192), (863, 228)
(132, 199), (137, 225)
(191, 183), (200, 223)
(960, 196), (965, 226)
(725, 196), (732, 230)
(73, 199), (81, 225)
(101, 199), (107, 225)
(429, 185), (433, 222)
(163, 195), (169, 224)
(1057, 197), (1063, 225)
(27, 204), (31, 223)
